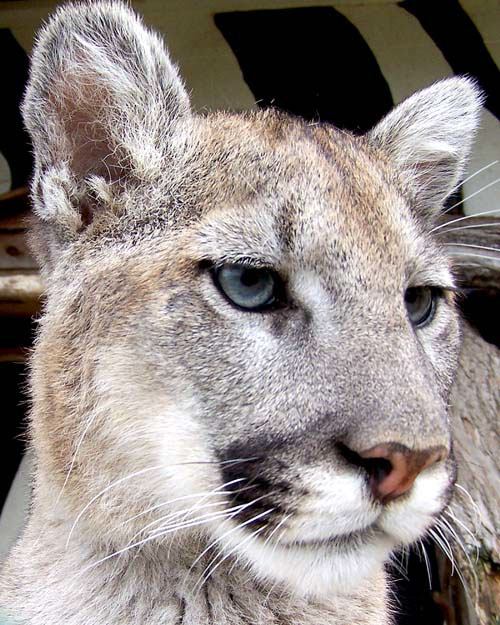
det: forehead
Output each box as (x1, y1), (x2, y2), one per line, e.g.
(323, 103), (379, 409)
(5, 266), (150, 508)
(188, 111), (421, 288)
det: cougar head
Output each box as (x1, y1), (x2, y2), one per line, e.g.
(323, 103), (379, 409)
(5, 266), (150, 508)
(24, 2), (482, 598)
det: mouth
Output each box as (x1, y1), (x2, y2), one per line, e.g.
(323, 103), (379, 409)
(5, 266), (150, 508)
(219, 488), (387, 553)
(282, 524), (382, 551)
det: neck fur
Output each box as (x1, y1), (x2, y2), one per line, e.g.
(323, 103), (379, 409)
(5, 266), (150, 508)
(1, 510), (388, 625)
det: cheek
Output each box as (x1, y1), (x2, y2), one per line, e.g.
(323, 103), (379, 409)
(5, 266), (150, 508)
(85, 347), (222, 532)
(420, 309), (460, 394)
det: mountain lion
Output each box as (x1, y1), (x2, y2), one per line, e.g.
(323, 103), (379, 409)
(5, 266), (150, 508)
(0, 2), (483, 624)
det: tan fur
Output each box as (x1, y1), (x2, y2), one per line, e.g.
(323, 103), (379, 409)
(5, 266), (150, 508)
(0, 3), (483, 624)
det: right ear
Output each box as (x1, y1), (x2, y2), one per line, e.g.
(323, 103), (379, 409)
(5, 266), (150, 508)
(367, 77), (483, 217)
(23, 2), (191, 268)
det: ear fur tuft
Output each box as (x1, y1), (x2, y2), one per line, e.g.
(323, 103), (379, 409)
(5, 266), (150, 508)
(368, 77), (484, 214)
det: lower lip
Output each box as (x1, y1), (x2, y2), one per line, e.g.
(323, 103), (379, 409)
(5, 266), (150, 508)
(280, 526), (380, 550)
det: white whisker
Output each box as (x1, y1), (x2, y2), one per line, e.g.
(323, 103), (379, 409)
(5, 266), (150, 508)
(454, 484), (484, 526)
(418, 540), (432, 589)
(92, 486), (269, 582)
(226, 523), (268, 577)
(443, 242), (500, 253)
(184, 494), (278, 584)
(458, 160), (499, 189)
(75, 504), (248, 578)
(389, 549), (409, 581)
(270, 523), (290, 560)
(261, 513), (292, 550)
(147, 502), (250, 540)
(428, 526), (472, 604)
(444, 509), (479, 556)
(147, 507), (244, 541)
(116, 478), (246, 531)
(129, 489), (265, 553)
(67, 458), (258, 547)
(448, 252), (500, 262)
(220, 457), (262, 466)
(66, 464), (166, 548)
(33, 411), (99, 549)
(193, 510), (273, 594)
(428, 525), (472, 603)
(260, 514), (293, 607)
(437, 222), (499, 235)
(57, 412), (98, 507)
(431, 208), (500, 233)
(438, 516), (477, 580)
(134, 502), (232, 542)
(433, 519), (478, 599)
(429, 526), (456, 576)
(444, 160), (499, 209)
(443, 176), (500, 214)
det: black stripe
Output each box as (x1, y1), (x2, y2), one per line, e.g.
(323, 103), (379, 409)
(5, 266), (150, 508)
(399, 0), (500, 120)
(214, 7), (394, 132)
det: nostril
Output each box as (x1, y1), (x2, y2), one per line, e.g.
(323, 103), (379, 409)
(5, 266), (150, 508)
(361, 456), (393, 486)
(337, 442), (392, 480)
(336, 443), (394, 494)
(337, 442), (447, 504)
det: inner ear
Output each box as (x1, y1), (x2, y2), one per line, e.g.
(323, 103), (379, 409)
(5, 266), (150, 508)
(408, 150), (462, 214)
(50, 73), (127, 183)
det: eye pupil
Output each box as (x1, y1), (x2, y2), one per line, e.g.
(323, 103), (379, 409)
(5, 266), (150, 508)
(241, 268), (260, 287)
(405, 289), (417, 305)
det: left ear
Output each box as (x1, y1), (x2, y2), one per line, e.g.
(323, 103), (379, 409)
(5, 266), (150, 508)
(367, 77), (483, 214)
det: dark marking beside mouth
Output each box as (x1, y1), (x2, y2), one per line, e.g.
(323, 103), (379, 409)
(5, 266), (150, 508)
(217, 447), (300, 532)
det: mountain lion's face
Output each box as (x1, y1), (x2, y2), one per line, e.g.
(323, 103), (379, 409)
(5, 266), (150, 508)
(35, 113), (457, 597)
(24, 1), (480, 602)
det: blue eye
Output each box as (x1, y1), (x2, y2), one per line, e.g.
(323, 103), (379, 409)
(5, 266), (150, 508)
(213, 264), (279, 311)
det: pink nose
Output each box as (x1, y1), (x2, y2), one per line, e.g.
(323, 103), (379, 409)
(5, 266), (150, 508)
(357, 443), (448, 504)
